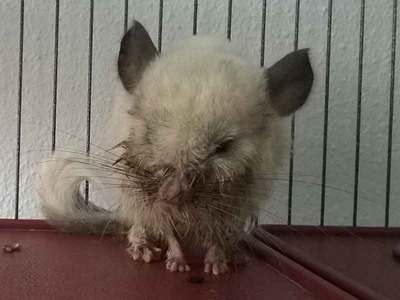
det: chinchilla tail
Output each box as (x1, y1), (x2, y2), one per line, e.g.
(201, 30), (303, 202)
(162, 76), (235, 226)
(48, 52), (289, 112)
(35, 152), (122, 235)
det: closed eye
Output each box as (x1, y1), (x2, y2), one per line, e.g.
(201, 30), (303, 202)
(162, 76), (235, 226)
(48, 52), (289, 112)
(213, 139), (234, 155)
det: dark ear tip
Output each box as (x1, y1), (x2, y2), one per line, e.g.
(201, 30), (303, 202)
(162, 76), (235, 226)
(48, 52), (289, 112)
(129, 20), (145, 32)
(121, 20), (148, 44)
(298, 48), (310, 52)
(294, 48), (314, 79)
(295, 48), (312, 63)
(122, 20), (145, 41)
(297, 48), (314, 94)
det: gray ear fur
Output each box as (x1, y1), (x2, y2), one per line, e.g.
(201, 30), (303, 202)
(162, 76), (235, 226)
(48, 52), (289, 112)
(266, 49), (314, 116)
(118, 20), (158, 92)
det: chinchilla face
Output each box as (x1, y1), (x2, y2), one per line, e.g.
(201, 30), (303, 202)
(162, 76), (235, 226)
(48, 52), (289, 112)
(116, 21), (313, 204)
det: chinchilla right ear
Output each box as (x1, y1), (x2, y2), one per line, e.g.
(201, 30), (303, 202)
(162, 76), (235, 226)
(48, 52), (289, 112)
(118, 20), (159, 93)
(265, 49), (314, 116)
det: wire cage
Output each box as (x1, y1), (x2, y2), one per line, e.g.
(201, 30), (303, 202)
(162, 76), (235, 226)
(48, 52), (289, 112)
(0, 1), (399, 299)
(1, 0), (398, 227)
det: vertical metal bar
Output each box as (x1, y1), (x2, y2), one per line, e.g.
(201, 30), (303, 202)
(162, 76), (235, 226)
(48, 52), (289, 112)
(260, 0), (267, 67)
(158, 0), (163, 52)
(193, 0), (198, 35)
(85, 0), (94, 202)
(385, 0), (397, 227)
(255, 0), (267, 228)
(15, 0), (25, 219)
(124, 0), (129, 33)
(293, 1), (300, 51)
(51, 0), (60, 152)
(320, 0), (333, 226)
(353, 0), (365, 227)
(227, 0), (233, 40)
(288, 0), (300, 225)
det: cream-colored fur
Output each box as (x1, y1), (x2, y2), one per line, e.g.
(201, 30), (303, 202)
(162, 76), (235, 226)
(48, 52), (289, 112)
(36, 35), (291, 275)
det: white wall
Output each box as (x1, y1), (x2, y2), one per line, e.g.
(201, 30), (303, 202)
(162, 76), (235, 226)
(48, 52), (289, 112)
(0, 0), (399, 226)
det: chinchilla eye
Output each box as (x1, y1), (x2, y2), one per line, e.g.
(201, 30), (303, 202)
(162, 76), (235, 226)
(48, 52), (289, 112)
(214, 139), (234, 155)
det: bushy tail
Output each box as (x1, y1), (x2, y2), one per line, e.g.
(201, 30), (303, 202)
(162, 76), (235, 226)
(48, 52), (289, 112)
(35, 152), (121, 235)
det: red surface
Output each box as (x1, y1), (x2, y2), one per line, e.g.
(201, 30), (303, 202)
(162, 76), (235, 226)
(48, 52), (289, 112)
(244, 238), (356, 300)
(0, 220), (349, 300)
(263, 225), (400, 300)
(3, 220), (396, 299)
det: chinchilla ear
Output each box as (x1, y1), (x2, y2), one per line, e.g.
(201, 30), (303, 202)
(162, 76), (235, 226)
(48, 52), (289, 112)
(265, 49), (314, 116)
(118, 20), (158, 93)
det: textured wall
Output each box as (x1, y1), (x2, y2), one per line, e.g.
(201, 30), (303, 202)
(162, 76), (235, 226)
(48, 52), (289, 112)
(0, 0), (399, 226)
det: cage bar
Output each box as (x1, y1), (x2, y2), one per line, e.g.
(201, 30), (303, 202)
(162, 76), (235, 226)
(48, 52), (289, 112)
(51, 0), (60, 151)
(255, 0), (267, 227)
(260, 0), (267, 68)
(158, 0), (163, 52)
(353, 0), (365, 227)
(15, 0), (25, 219)
(320, 0), (333, 226)
(385, 0), (398, 227)
(287, 0), (301, 225)
(86, 0), (94, 156)
(193, 0), (198, 35)
(85, 0), (94, 202)
(227, 0), (232, 40)
(124, 0), (129, 33)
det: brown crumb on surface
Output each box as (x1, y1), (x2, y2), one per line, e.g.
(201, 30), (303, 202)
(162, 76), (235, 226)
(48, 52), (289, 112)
(187, 274), (205, 284)
(3, 243), (21, 253)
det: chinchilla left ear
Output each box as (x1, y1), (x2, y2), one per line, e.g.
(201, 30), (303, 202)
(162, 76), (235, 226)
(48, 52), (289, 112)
(118, 20), (158, 93)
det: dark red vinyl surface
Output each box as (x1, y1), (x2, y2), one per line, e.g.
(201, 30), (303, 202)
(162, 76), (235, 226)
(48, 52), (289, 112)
(264, 225), (400, 300)
(2, 220), (398, 300)
(0, 220), (331, 300)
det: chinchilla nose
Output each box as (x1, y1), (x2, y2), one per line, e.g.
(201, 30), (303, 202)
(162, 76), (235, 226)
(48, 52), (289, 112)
(180, 169), (196, 191)
(158, 169), (196, 204)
